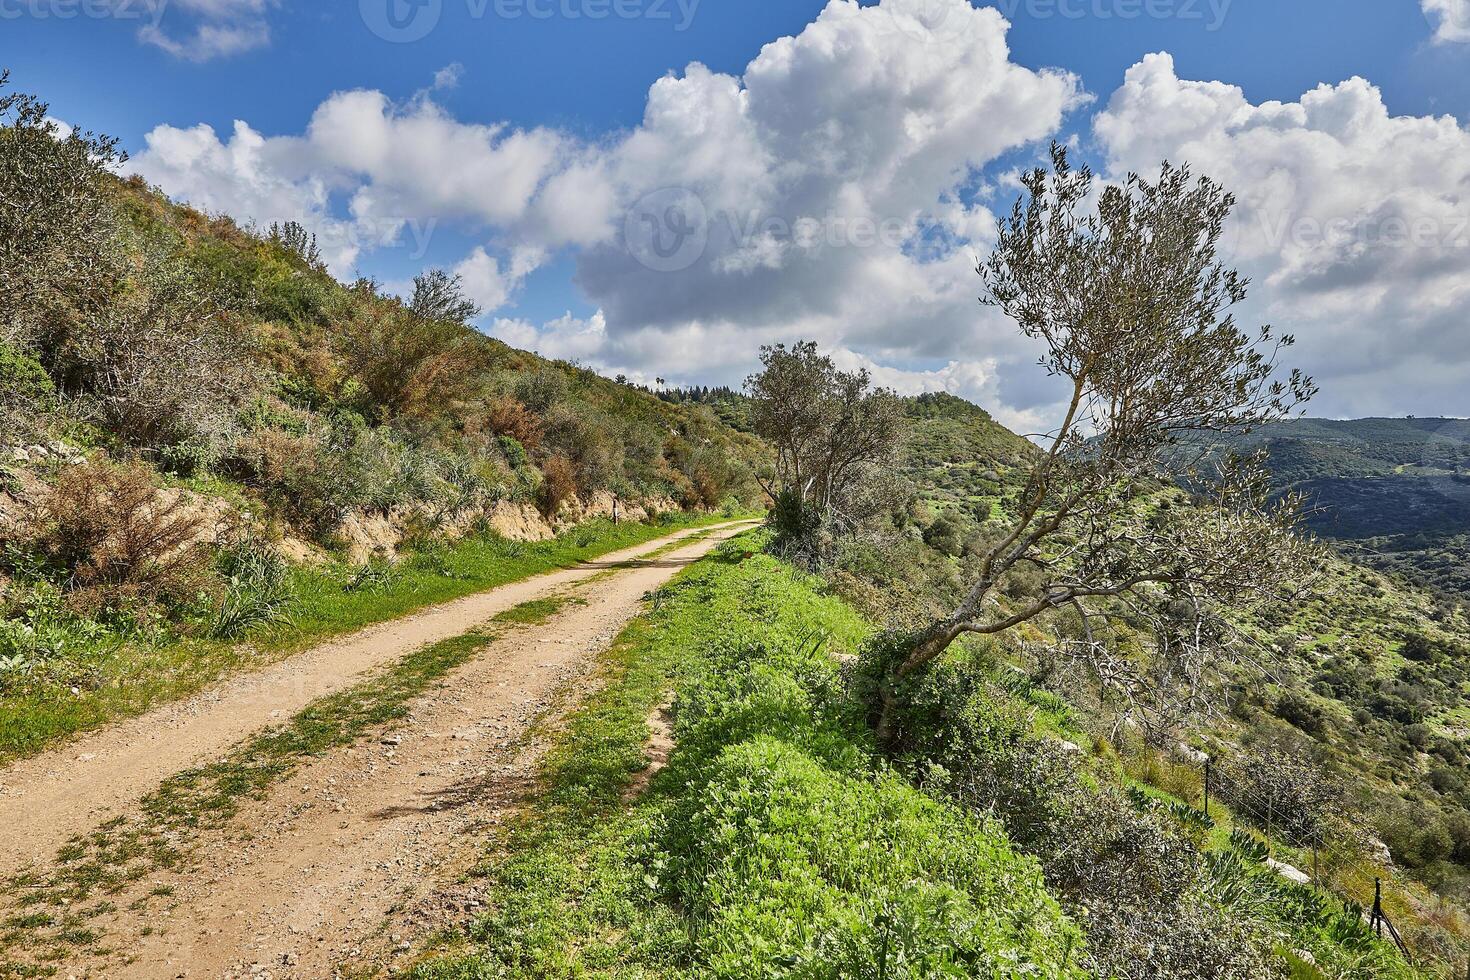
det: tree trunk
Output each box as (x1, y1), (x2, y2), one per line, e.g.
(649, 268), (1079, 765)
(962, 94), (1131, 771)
(873, 620), (964, 750)
(896, 621), (964, 681)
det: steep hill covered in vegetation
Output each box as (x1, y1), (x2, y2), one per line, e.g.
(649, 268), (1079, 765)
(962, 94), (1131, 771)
(0, 81), (762, 757)
(1189, 418), (1470, 607)
(851, 394), (1470, 974)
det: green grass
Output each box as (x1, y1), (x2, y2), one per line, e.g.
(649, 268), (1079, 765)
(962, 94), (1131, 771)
(493, 595), (583, 626)
(0, 626), (504, 969)
(406, 534), (1084, 979)
(0, 513), (737, 764)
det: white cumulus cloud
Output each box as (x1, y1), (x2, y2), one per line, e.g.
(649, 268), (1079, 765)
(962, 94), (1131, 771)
(567, 0), (1084, 415)
(1423, 0), (1470, 42)
(453, 245), (546, 314)
(1094, 52), (1470, 418)
(127, 87), (579, 279)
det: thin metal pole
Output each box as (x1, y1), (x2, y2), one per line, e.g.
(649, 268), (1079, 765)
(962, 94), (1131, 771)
(1202, 758), (1211, 819)
(1373, 878), (1383, 938)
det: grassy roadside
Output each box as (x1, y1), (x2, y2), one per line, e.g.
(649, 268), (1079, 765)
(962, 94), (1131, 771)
(0, 512), (745, 765)
(405, 533), (1084, 979)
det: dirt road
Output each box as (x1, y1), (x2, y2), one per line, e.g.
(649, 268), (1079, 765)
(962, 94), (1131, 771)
(0, 521), (745, 874)
(0, 520), (751, 978)
(0, 517), (752, 975)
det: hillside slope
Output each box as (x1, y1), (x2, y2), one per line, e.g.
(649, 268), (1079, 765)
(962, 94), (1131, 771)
(878, 397), (1470, 964)
(1, 90), (764, 757)
(1190, 418), (1470, 606)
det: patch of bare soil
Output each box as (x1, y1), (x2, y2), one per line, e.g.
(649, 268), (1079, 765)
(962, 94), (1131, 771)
(9, 523), (750, 979)
(623, 694), (676, 803)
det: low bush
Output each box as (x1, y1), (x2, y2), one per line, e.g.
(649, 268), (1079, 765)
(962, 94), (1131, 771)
(1216, 742), (1343, 850)
(664, 737), (1085, 979)
(23, 459), (214, 617)
(0, 580), (124, 693)
(539, 454), (578, 517)
(883, 650), (1382, 980)
(485, 396), (543, 453)
(0, 342), (55, 441)
(211, 537), (292, 638)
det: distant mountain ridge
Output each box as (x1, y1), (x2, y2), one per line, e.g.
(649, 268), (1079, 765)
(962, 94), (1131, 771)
(1196, 417), (1470, 606)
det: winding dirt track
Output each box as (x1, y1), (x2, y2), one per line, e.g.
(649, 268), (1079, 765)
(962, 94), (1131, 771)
(0, 521), (750, 877)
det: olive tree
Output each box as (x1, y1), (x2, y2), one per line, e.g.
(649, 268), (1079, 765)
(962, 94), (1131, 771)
(875, 145), (1320, 742)
(745, 341), (905, 546)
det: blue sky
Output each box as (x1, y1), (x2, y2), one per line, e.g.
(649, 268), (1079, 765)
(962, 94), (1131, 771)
(4, 0), (1469, 426)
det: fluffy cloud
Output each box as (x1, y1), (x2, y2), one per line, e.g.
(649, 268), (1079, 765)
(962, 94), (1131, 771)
(488, 310), (614, 367)
(453, 245), (545, 313)
(127, 88), (577, 279)
(137, 0), (273, 61)
(567, 0), (1083, 414)
(127, 0), (1084, 423)
(1423, 0), (1470, 42)
(1094, 52), (1470, 417)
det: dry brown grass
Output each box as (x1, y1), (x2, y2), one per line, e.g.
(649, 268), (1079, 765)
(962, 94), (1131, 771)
(539, 454), (578, 518)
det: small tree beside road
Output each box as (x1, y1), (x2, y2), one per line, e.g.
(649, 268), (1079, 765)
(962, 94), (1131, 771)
(745, 342), (905, 557)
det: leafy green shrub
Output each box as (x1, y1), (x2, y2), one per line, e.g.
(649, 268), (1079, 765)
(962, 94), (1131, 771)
(497, 434), (528, 469)
(0, 342), (53, 406)
(1378, 805), (1456, 870)
(659, 737), (1086, 979)
(1276, 691), (1330, 735)
(768, 487), (822, 550)
(0, 342), (56, 445)
(921, 511), (968, 557)
(0, 577), (137, 696)
(59, 256), (259, 451)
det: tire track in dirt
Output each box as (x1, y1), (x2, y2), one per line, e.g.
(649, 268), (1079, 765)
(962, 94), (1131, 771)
(0, 521), (752, 875)
(52, 522), (749, 978)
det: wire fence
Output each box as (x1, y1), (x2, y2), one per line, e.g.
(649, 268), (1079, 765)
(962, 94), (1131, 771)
(1198, 755), (1421, 966)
